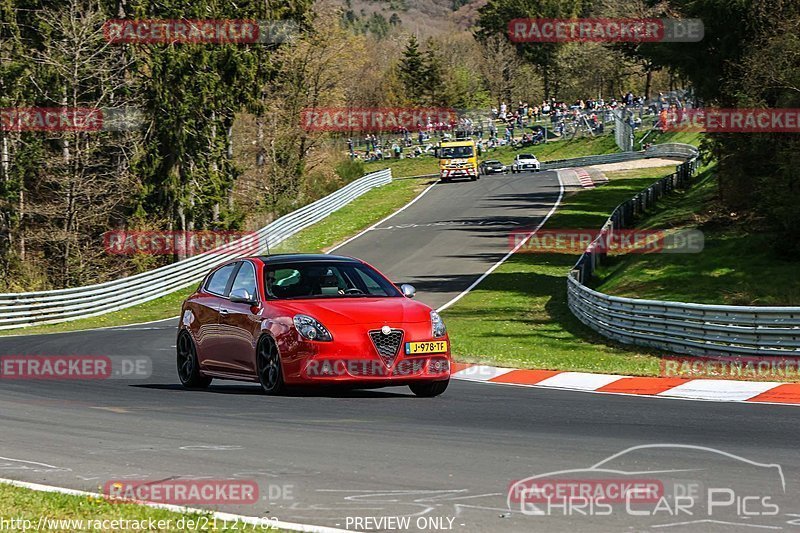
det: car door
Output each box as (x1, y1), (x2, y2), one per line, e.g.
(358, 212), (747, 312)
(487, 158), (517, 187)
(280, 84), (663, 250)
(196, 261), (239, 373)
(217, 260), (262, 376)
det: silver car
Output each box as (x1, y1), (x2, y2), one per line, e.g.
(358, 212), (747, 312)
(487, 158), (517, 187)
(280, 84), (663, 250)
(511, 154), (541, 173)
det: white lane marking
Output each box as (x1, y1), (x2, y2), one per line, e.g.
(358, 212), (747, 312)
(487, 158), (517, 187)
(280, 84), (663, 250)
(373, 219), (521, 232)
(534, 372), (627, 391)
(0, 477), (349, 533)
(658, 380), (779, 402)
(0, 315), (180, 338)
(436, 172), (565, 312)
(179, 445), (243, 451)
(327, 181), (438, 254)
(0, 457), (70, 473)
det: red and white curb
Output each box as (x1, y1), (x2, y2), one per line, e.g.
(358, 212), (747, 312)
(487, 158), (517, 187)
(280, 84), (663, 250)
(575, 168), (595, 189)
(451, 363), (800, 406)
(554, 167), (607, 190)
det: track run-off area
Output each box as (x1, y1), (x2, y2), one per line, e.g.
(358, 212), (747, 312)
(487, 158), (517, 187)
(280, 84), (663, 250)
(1, 170), (799, 532)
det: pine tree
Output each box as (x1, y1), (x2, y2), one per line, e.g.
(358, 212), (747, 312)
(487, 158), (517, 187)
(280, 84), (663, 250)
(398, 35), (425, 104)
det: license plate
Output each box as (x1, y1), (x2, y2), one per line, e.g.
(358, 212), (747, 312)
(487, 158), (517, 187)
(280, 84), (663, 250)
(405, 341), (448, 355)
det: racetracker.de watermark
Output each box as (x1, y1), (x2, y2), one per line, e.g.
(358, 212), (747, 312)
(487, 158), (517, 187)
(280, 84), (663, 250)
(103, 479), (260, 505)
(103, 230), (263, 256)
(0, 107), (144, 132)
(0, 355), (152, 380)
(661, 356), (800, 380)
(299, 107), (459, 133)
(507, 18), (704, 43)
(510, 229), (704, 254)
(662, 108), (800, 132)
(103, 19), (297, 44)
(508, 478), (664, 505)
(305, 358), (450, 377)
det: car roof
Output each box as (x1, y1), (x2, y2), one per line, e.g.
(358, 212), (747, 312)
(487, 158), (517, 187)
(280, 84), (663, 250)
(484, 159), (501, 163)
(253, 253), (361, 265)
(518, 154), (536, 158)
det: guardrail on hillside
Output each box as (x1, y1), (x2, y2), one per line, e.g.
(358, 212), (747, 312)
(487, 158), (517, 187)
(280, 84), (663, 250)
(567, 144), (800, 357)
(0, 169), (392, 330)
(542, 143), (693, 170)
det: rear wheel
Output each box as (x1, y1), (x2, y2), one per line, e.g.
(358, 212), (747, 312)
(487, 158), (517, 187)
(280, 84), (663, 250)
(177, 332), (212, 389)
(409, 379), (449, 397)
(257, 336), (285, 395)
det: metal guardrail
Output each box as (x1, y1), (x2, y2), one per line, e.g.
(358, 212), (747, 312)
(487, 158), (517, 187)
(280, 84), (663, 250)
(567, 144), (800, 356)
(0, 169), (392, 330)
(541, 143), (690, 171)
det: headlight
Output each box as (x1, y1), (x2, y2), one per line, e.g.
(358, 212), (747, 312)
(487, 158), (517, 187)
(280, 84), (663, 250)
(293, 314), (333, 342)
(431, 311), (447, 338)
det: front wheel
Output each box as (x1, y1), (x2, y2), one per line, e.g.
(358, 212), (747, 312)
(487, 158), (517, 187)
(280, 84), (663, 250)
(177, 332), (212, 389)
(257, 337), (285, 395)
(409, 379), (449, 397)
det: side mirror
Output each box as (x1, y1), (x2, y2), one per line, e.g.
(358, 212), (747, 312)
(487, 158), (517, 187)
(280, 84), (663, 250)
(400, 283), (416, 298)
(230, 288), (257, 305)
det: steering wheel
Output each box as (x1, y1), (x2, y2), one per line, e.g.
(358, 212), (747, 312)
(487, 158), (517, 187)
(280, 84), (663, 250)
(343, 288), (365, 295)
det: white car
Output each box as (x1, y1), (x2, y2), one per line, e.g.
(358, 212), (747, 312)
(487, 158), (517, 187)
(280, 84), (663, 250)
(511, 154), (541, 173)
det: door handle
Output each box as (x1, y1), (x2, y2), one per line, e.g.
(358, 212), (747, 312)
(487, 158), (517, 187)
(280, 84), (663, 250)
(220, 309), (230, 316)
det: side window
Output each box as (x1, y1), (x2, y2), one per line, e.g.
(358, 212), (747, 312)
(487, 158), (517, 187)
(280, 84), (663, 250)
(206, 263), (237, 296)
(265, 268), (301, 298)
(230, 261), (257, 298)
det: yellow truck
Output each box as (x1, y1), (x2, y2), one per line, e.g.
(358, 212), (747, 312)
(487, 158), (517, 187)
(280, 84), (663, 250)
(438, 139), (479, 182)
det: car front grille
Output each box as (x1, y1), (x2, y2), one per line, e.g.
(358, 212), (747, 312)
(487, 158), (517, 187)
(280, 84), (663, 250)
(369, 329), (404, 366)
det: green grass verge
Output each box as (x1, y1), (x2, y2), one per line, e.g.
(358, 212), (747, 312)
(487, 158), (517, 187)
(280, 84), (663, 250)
(0, 483), (285, 532)
(0, 178), (427, 337)
(443, 165), (685, 376)
(272, 178), (427, 253)
(634, 127), (704, 148)
(594, 164), (800, 305)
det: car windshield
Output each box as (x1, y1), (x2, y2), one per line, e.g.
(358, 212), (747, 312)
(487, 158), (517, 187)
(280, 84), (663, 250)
(485, 160), (501, 164)
(440, 146), (474, 158)
(519, 154), (536, 160)
(264, 261), (402, 299)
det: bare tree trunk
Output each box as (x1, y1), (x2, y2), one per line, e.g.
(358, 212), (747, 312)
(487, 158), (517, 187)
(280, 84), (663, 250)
(0, 133), (8, 182)
(18, 189), (25, 261)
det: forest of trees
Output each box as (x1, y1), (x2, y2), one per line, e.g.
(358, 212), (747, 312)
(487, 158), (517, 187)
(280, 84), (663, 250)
(1, 0), (795, 292)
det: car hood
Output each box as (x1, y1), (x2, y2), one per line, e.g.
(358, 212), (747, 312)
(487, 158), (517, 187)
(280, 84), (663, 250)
(270, 297), (432, 325)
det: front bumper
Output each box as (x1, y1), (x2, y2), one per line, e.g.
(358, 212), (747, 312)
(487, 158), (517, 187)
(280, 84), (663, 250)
(280, 323), (452, 385)
(441, 167), (477, 178)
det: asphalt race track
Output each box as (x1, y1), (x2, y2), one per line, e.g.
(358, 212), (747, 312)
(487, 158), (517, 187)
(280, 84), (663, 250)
(1, 172), (800, 532)
(332, 171), (562, 310)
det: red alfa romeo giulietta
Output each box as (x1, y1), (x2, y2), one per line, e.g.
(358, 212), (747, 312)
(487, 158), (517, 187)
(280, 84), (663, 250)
(177, 254), (451, 396)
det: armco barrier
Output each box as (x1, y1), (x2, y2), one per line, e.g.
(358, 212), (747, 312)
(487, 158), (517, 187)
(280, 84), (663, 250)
(567, 144), (800, 357)
(0, 169), (391, 330)
(542, 142), (691, 170)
